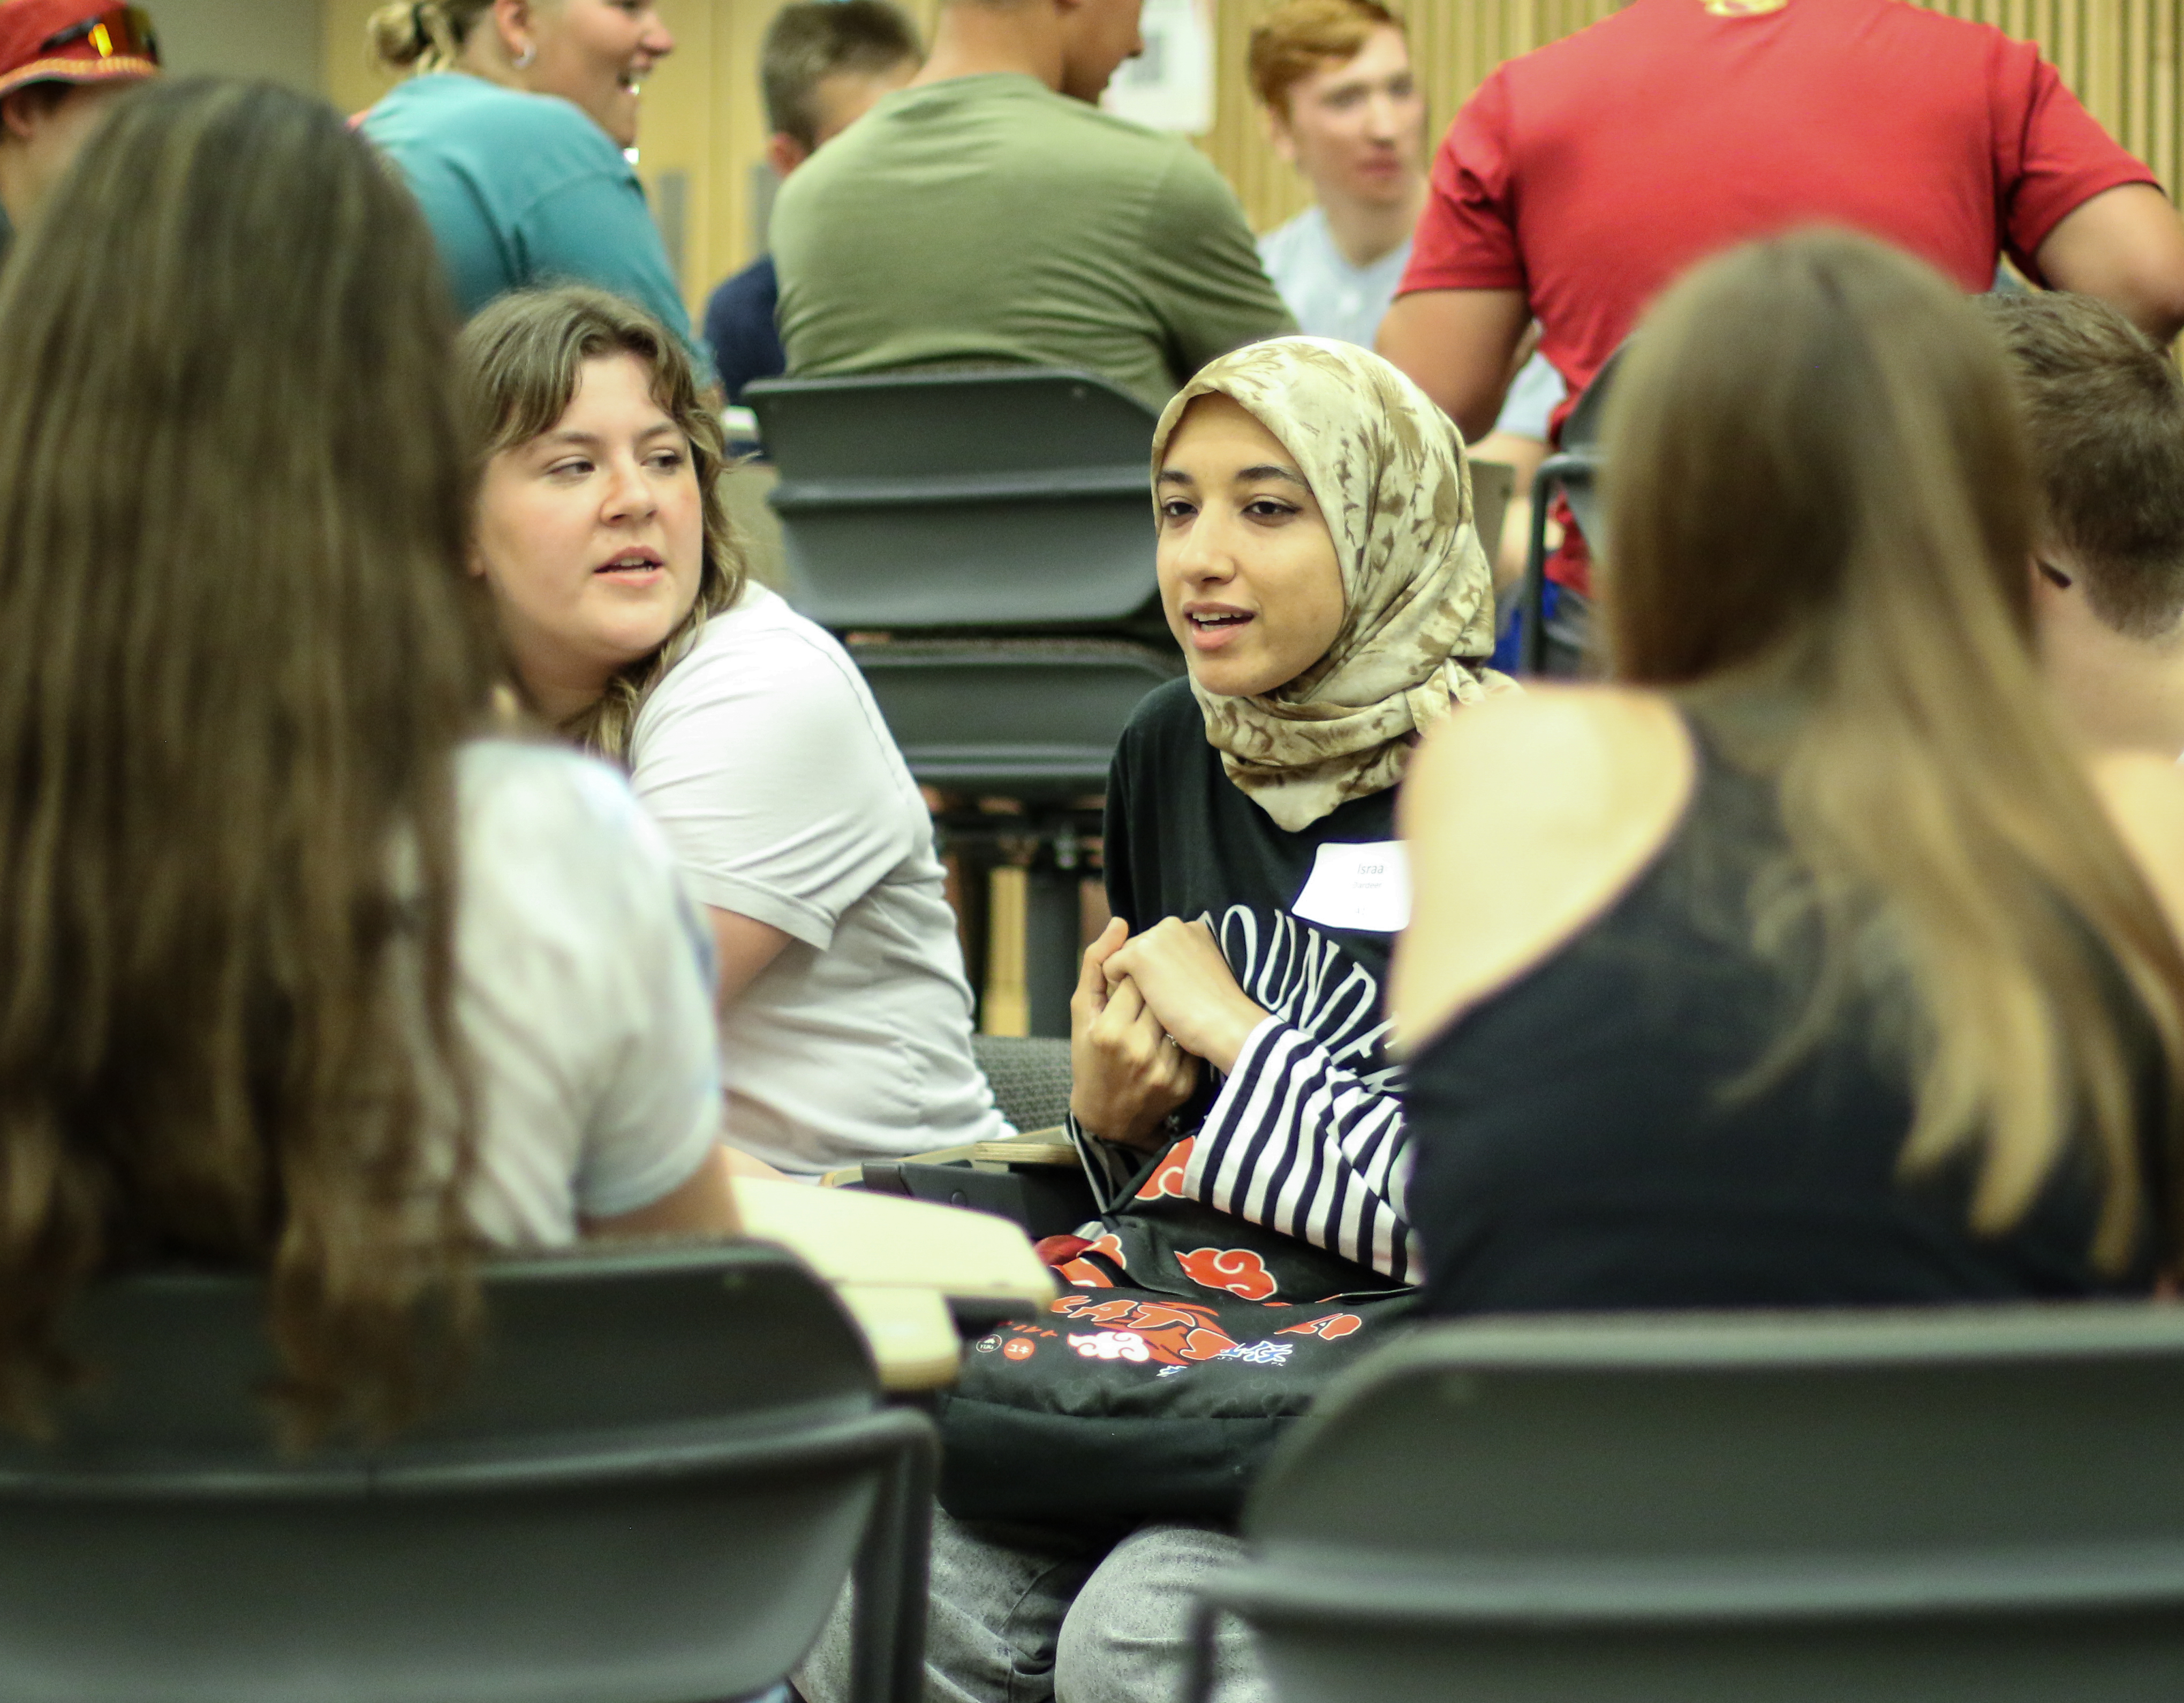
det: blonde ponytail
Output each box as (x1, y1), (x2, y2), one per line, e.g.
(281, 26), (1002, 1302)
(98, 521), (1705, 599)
(366, 0), (492, 74)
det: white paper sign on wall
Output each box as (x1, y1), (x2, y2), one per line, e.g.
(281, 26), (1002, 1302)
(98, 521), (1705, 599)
(1100, 0), (1214, 134)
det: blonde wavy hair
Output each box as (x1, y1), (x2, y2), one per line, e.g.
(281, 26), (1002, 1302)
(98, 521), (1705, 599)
(458, 286), (745, 760)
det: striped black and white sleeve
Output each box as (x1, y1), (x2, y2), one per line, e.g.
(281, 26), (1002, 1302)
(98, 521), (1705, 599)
(1181, 1016), (1416, 1282)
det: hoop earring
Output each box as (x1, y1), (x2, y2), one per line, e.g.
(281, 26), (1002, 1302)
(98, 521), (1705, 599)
(511, 40), (535, 67)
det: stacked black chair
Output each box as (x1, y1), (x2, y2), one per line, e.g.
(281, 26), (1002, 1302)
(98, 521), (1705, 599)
(1196, 1304), (2184, 1701)
(1517, 342), (1626, 676)
(745, 368), (1182, 1036)
(0, 1243), (933, 1703)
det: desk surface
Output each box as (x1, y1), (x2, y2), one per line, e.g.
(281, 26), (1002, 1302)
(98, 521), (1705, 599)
(734, 1179), (1056, 1391)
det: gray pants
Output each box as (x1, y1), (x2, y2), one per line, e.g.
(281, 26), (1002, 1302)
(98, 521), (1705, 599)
(796, 1506), (1269, 1703)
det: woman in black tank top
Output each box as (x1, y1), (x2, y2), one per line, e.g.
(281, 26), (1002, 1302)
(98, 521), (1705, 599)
(1392, 231), (2184, 1318)
(1406, 716), (2167, 1315)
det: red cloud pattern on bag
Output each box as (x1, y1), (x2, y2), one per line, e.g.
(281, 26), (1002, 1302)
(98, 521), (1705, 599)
(1275, 1312), (1362, 1340)
(1175, 1247), (1278, 1300)
(1052, 1293), (1239, 1365)
(1136, 1138), (1195, 1200)
(1054, 1232), (1127, 1289)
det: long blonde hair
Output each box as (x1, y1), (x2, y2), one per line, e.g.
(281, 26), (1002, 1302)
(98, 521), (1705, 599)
(0, 79), (495, 1440)
(1604, 228), (2184, 1271)
(458, 286), (745, 760)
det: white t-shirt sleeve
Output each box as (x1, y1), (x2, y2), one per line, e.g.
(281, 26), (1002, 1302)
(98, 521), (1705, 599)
(632, 607), (924, 952)
(457, 744), (724, 1239)
(568, 774), (727, 1219)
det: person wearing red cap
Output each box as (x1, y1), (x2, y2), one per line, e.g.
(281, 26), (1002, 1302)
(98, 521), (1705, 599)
(0, 0), (156, 234)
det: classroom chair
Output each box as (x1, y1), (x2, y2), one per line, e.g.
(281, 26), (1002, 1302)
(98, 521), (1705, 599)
(1517, 342), (1624, 676)
(1193, 1303), (2184, 1702)
(745, 368), (1182, 1039)
(0, 1243), (943, 1703)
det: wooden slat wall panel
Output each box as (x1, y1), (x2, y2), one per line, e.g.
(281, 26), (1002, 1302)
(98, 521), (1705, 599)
(1205, 1), (2184, 236)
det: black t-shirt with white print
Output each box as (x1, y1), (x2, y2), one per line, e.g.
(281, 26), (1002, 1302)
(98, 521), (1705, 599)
(1082, 679), (1415, 1301)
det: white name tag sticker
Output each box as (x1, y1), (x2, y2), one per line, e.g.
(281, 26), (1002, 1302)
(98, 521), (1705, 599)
(1290, 841), (1411, 934)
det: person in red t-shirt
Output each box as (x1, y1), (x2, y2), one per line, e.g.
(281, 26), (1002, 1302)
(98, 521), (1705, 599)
(1381, 0), (2184, 457)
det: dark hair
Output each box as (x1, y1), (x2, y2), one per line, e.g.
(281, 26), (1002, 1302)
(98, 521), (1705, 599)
(1978, 290), (2184, 640)
(0, 78), (493, 1442)
(1604, 227), (2184, 1273)
(761, 0), (919, 149)
(458, 285), (745, 759)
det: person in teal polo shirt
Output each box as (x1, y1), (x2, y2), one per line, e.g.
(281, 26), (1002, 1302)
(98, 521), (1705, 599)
(358, 0), (693, 351)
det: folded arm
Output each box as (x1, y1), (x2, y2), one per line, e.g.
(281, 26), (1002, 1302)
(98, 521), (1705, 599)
(1105, 916), (1415, 1281)
(1183, 1018), (1414, 1282)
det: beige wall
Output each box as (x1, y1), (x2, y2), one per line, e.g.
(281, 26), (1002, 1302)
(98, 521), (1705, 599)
(319, 0), (2184, 320)
(154, 0), (322, 91)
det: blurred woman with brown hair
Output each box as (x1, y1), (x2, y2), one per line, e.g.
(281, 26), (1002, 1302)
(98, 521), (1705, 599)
(0, 77), (733, 1445)
(1394, 228), (2184, 1314)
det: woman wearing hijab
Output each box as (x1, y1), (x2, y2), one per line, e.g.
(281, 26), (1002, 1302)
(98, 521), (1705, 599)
(1070, 333), (1509, 1290)
(798, 336), (1509, 1703)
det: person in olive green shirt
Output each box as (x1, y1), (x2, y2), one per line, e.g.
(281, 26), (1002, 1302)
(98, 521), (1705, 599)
(770, 0), (1295, 415)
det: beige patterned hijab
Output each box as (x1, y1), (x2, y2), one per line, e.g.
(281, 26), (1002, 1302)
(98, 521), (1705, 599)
(1151, 336), (1512, 833)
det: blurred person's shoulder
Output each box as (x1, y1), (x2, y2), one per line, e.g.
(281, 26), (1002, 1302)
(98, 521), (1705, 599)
(1486, 0), (1675, 86)
(1484, 0), (1956, 107)
(776, 73), (1222, 273)
(2086, 747), (2184, 941)
(362, 72), (626, 176)
(365, 72), (605, 146)
(923, 74), (1206, 178)
(456, 736), (680, 905)
(1406, 684), (1691, 866)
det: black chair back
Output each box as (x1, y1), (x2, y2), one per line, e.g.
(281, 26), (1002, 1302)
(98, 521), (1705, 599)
(745, 368), (1162, 632)
(1516, 340), (1626, 673)
(0, 1242), (932, 1703)
(1197, 1305), (2184, 1703)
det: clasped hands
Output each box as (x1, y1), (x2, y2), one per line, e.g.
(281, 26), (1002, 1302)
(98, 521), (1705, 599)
(1067, 915), (1269, 1150)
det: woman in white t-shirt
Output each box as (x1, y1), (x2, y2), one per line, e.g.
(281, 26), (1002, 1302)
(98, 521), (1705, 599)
(0, 81), (735, 1446)
(460, 284), (1011, 1175)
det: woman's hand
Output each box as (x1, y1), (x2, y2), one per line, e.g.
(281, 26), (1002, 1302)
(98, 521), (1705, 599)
(1070, 918), (1199, 1149)
(1104, 917), (1269, 1076)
